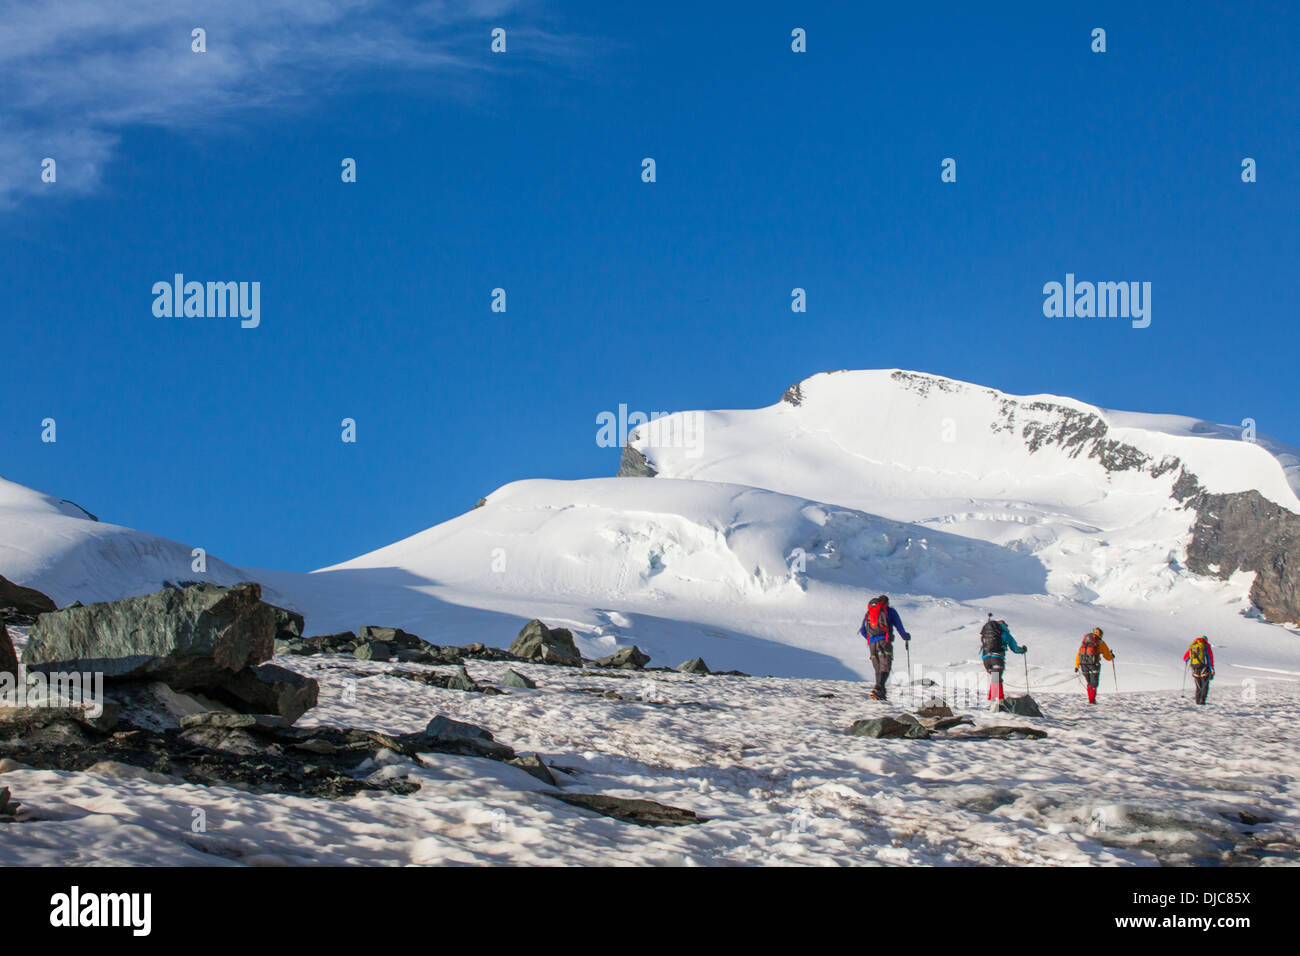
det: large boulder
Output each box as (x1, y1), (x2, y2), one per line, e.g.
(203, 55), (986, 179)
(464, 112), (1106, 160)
(594, 646), (651, 670)
(509, 620), (582, 666)
(23, 582), (276, 688)
(0, 575), (57, 617)
(677, 657), (711, 675)
(210, 663), (319, 724)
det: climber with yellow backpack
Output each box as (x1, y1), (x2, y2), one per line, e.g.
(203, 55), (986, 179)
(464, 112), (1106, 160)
(1074, 627), (1114, 705)
(1183, 636), (1215, 705)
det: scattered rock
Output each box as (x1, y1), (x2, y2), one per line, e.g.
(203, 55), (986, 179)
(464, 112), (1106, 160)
(508, 753), (556, 786)
(413, 715), (514, 760)
(998, 696), (1044, 718)
(210, 663), (319, 724)
(677, 657), (711, 675)
(548, 792), (705, 828)
(445, 666), (478, 692)
(510, 619), (582, 666)
(178, 712), (290, 731)
(916, 698), (953, 718)
(354, 641), (392, 662)
(847, 716), (929, 739)
(270, 605), (305, 643)
(956, 725), (1048, 740)
(593, 646), (651, 670)
(500, 669), (537, 689)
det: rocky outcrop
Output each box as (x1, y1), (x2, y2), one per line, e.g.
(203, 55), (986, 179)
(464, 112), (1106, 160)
(1175, 471), (1300, 625)
(509, 620), (582, 666)
(616, 444), (657, 478)
(0, 707), (527, 800)
(22, 583), (319, 724)
(24, 582), (275, 686)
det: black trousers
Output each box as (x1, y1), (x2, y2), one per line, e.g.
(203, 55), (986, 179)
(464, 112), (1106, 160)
(1194, 673), (1211, 705)
(870, 642), (893, 698)
(1081, 665), (1101, 689)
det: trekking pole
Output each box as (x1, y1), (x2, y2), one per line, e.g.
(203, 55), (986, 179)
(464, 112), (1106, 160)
(1181, 660), (1189, 697)
(1111, 659), (1119, 696)
(905, 640), (913, 688)
(1022, 651), (1030, 695)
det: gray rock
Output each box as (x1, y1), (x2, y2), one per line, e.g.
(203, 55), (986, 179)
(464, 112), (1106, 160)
(509, 619), (582, 666)
(1176, 473), (1300, 625)
(354, 641), (392, 662)
(269, 604), (305, 642)
(616, 445), (658, 478)
(178, 712), (290, 731)
(358, 626), (424, 649)
(445, 666), (479, 692)
(594, 646), (651, 670)
(211, 664), (319, 724)
(997, 695), (1044, 718)
(847, 716), (930, 739)
(500, 669), (537, 689)
(508, 753), (556, 785)
(0, 575), (57, 616)
(916, 699), (954, 718)
(23, 582), (276, 689)
(676, 657), (711, 675)
(548, 792), (704, 827)
(416, 714), (514, 759)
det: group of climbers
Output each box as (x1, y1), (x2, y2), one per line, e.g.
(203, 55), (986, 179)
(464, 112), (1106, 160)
(857, 596), (1217, 707)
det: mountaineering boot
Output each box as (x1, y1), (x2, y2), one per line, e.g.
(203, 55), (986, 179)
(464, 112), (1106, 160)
(1087, 685), (1097, 704)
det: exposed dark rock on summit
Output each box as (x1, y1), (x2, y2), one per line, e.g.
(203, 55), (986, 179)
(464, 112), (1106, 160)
(1175, 471), (1300, 625)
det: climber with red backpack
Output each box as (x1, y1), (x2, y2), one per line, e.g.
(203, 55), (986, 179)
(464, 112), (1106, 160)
(1183, 636), (1215, 705)
(980, 614), (1026, 707)
(1074, 627), (1115, 704)
(858, 594), (911, 701)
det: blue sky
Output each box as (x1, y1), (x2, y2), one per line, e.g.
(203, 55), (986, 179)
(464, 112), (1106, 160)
(4, 1), (1297, 571)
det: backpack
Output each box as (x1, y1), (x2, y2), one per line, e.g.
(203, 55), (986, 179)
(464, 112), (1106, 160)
(1078, 632), (1100, 667)
(865, 597), (890, 639)
(980, 619), (1005, 656)
(1188, 639), (1209, 673)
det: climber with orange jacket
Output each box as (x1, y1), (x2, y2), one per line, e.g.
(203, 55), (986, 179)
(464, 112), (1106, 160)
(1074, 627), (1115, 704)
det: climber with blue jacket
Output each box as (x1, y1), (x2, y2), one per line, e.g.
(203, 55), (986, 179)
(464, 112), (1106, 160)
(859, 595), (910, 701)
(979, 614), (1026, 705)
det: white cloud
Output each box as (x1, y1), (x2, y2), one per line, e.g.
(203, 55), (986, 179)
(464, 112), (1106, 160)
(0, 0), (568, 205)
